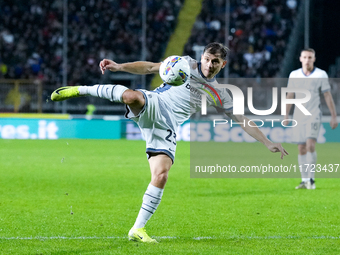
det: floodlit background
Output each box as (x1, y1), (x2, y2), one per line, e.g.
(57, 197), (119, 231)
(1, 0), (340, 254)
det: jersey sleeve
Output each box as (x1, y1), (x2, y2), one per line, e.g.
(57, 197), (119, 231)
(182, 55), (196, 69)
(320, 71), (331, 93)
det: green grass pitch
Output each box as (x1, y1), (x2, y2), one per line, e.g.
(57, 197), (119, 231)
(0, 139), (339, 254)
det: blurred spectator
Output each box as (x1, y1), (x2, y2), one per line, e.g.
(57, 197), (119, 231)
(184, 0), (299, 78)
(0, 0), (183, 87)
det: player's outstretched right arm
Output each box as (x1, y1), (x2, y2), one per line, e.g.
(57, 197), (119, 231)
(225, 112), (289, 159)
(99, 59), (161, 75)
(323, 91), (338, 129)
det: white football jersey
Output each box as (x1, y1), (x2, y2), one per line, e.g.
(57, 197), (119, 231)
(153, 55), (233, 124)
(287, 67), (331, 122)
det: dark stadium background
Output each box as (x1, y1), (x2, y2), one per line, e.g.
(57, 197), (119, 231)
(1, 0), (340, 114)
(311, 0), (340, 72)
(1, 1), (340, 254)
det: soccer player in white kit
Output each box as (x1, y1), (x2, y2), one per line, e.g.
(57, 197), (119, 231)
(284, 48), (338, 189)
(51, 43), (288, 243)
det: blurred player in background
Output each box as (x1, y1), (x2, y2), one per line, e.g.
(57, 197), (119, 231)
(284, 48), (338, 189)
(51, 42), (288, 243)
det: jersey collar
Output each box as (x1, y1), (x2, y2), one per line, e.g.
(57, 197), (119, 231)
(301, 67), (316, 77)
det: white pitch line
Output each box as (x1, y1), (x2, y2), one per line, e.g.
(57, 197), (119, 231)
(0, 236), (122, 240)
(0, 236), (339, 240)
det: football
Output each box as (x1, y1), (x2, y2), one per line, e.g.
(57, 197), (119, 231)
(159, 56), (190, 86)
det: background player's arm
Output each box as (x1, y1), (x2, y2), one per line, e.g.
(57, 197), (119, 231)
(225, 112), (288, 159)
(283, 92), (295, 123)
(100, 59), (161, 75)
(323, 91), (338, 129)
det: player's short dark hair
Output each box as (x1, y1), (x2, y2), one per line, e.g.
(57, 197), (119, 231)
(301, 48), (316, 55)
(204, 42), (229, 60)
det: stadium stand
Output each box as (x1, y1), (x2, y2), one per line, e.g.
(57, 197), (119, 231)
(2, 0), (319, 115)
(0, 0), (184, 87)
(184, 0), (299, 78)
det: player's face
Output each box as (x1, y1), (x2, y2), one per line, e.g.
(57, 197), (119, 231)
(200, 52), (227, 79)
(299, 51), (315, 70)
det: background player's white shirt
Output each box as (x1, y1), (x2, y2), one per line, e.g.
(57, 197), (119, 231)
(287, 67), (331, 122)
(153, 55), (233, 124)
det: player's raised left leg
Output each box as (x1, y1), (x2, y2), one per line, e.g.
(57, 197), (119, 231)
(51, 85), (145, 114)
(51, 86), (82, 101)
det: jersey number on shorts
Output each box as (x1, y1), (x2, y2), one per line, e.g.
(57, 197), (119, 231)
(165, 129), (177, 145)
(311, 123), (318, 130)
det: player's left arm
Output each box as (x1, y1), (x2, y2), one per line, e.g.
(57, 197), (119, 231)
(99, 59), (161, 74)
(225, 112), (289, 159)
(323, 91), (338, 129)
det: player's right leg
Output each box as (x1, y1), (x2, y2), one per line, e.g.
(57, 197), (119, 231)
(296, 144), (308, 189)
(128, 153), (172, 243)
(305, 138), (317, 189)
(51, 85), (145, 114)
(295, 142), (316, 190)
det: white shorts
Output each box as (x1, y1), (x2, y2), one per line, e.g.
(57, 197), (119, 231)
(125, 89), (179, 162)
(291, 120), (321, 144)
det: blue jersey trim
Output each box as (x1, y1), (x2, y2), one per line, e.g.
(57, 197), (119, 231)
(152, 84), (172, 94)
(321, 88), (330, 93)
(301, 67), (316, 77)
